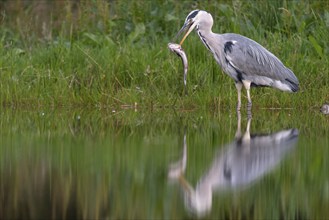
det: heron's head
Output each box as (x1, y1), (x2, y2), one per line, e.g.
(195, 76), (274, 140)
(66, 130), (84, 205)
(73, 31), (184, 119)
(176, 10), (213, 45)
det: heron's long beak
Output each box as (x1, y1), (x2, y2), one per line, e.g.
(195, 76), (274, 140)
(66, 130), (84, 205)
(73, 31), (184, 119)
(175, 21), (197, 46)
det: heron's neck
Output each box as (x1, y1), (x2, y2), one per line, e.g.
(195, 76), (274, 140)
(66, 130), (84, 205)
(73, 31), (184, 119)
(196, 24), (212, 35)
(196, 28), (215, 51)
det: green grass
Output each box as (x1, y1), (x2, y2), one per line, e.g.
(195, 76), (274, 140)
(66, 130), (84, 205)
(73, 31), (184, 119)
(0, 0), (328, 110)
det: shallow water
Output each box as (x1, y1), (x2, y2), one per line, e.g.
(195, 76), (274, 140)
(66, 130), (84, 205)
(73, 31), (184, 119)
(1, 108), (329, 219)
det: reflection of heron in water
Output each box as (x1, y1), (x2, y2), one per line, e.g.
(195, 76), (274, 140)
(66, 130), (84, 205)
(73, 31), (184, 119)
(168, 114), (298, 217)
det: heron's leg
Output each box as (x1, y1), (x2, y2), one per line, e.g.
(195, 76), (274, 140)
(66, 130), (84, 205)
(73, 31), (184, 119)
(246, 117), (251, 134)
(246, 89), (253, 117)
(235, 110), (242, 138)
(235, 82), (243, 111)
(242, 115), (251, 142)
(242, 116), (252, 153)
(242, 80), (252, 112)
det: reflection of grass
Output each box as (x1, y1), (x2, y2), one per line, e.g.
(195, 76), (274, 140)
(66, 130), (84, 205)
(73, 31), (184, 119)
(0, 109), (329, 219)
(0, 1), (328, 110)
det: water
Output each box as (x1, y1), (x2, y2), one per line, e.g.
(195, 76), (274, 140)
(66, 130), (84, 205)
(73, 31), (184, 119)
(1, 108), (329, 219)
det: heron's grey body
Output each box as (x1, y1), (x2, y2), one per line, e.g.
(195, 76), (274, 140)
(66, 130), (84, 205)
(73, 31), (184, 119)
(177, 10), (299, 110)
(202, 33), (298, 91)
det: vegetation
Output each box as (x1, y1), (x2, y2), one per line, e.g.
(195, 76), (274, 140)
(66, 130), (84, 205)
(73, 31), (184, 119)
(1, 2), (329, 219)
(0, 0), (328, 110)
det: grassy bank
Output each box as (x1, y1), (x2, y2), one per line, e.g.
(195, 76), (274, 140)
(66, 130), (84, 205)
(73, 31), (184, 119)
(0, 0), (328, 110)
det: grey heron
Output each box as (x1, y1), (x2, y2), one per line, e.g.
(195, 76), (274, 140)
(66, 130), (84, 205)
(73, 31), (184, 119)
(176, 10), (299, 110)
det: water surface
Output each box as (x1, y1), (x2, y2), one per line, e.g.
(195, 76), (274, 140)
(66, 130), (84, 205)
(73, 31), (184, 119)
(1, 108), (328, 219)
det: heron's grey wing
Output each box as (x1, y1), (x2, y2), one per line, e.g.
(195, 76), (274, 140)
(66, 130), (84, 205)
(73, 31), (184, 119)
(222, 34), (299, 86)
